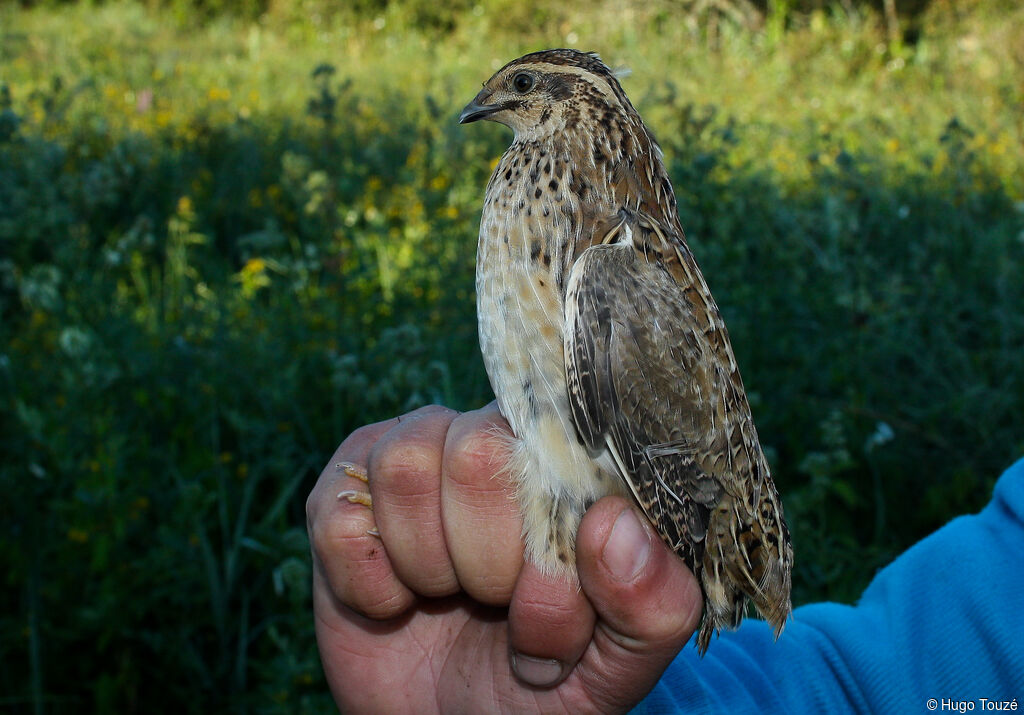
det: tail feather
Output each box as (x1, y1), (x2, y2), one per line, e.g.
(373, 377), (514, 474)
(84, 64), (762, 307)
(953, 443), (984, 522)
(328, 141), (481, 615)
(696, 491), (793, 654)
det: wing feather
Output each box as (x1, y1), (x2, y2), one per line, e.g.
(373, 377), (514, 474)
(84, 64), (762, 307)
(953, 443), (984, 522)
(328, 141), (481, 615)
(565, 230), (730, 570)
(563, 208), (792, 651)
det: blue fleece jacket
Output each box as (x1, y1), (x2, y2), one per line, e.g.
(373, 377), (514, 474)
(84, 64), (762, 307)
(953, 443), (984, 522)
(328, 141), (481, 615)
(636, 457), (1024, 714)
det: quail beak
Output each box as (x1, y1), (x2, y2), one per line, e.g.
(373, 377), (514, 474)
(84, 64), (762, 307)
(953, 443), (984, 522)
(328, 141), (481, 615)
(459, 91), (499, 124)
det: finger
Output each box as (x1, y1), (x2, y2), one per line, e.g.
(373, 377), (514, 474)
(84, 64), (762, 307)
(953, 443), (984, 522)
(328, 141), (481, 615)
(308, 418), (414, 620)
(573, 497), (703, 710)
(368, 405), (460, 598)
(441, 402), (524, 605)
(507, 562), (596, 688)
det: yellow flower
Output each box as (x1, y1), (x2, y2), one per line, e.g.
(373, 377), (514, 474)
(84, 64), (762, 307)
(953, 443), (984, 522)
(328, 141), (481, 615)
(237, 257), (271, 297)
(243, 257), (266, 274)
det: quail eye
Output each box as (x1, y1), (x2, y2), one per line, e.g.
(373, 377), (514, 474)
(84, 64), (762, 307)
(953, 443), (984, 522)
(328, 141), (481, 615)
(512, 72), (535, 94)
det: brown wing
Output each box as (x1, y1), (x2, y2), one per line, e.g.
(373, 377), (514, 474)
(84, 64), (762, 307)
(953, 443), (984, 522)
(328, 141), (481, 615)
(564, 209), (792, 651)
(564, 220), (733, 572)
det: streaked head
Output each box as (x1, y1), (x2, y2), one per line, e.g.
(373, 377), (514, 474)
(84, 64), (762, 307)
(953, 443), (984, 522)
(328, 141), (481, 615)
(459, 49), (635, 141)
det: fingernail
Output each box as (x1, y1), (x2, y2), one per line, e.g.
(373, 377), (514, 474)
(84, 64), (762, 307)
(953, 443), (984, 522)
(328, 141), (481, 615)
(510, 651), (565, 687)
(603, 508), (652, 582)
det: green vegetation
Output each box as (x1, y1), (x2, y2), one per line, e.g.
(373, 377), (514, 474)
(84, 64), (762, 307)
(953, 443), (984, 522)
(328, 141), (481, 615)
(1, 0), (1022, 711)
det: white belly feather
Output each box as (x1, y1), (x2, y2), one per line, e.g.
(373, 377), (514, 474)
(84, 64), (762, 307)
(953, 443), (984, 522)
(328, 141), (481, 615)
(476, 185), (625, 574)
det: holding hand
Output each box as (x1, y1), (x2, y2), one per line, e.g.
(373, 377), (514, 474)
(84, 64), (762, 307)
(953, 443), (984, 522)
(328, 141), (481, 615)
(306, 403), (703, 713)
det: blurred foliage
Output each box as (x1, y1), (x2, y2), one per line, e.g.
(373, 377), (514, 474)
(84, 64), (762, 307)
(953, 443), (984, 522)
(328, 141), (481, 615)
(1, 0), (1022, 711)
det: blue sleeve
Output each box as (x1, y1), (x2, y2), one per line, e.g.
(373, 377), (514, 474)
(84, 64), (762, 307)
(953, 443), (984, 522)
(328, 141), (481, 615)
(635, 457), (1024, 714)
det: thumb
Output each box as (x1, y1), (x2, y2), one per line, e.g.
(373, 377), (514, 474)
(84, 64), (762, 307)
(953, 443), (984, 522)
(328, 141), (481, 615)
(574, 496), (704, 711)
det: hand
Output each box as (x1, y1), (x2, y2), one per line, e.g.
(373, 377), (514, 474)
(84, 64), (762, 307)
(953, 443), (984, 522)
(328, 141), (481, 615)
(306, 403), (703, 713)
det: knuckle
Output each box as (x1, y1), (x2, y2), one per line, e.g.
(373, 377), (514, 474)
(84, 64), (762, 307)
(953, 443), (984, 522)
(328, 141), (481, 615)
(445, 420), (510, 487)
(370, 424), (447, 498)
(371, 438), (438, 494)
